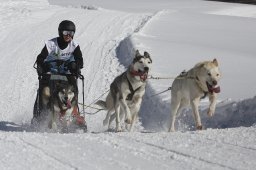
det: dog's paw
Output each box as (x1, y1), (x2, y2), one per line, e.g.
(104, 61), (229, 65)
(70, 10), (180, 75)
(125, 118), (132, 124)
(115, 127), (122, 132)
(196, 125), (203, 130)
(207, 109), (214, 117)
(168, 127), (175, 132)
(51, 122), (58, 131)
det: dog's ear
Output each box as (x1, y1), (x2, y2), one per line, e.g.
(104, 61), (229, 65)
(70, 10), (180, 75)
(135, 50), (141, 58)
(144, 51), (150, 58)
(213, 58), (218, 66)
(144, 51), (152, 62)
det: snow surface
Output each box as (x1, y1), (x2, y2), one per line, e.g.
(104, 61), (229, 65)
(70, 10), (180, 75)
(0, 0), (256, 169)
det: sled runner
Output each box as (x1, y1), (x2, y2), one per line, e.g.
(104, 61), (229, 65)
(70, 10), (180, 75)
(31, 60), (87, 133)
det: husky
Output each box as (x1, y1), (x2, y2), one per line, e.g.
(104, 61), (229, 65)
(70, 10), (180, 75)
(168, 59), (221, 132)
(96, 50), (152, 132)
(41, 80), (86, 132)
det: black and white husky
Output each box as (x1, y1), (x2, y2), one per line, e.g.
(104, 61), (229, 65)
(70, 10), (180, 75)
(96, 50), (152, 132)
(41, 79), (85, 132)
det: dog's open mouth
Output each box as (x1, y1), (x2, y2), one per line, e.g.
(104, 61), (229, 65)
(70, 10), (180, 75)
(62, 99), (72, 109)
(206, 81), (220, 93)
(138, 69), (148, 81)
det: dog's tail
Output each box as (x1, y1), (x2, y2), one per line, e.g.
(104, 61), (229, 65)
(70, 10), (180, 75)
(95, 100), (107, 110)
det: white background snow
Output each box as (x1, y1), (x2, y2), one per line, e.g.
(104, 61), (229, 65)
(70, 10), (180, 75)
(0, 0), (255, 169)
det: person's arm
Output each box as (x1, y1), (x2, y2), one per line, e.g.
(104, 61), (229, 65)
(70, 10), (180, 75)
(73, 45), (83, 69)
(36, 45), (48, 66)
(36, 45), (49, 75)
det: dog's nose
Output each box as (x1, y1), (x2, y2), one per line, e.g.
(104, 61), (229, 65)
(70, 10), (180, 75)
(212, 80), (217, 86)
(64, 96), (68, 100)
(144, 67), (149, 72)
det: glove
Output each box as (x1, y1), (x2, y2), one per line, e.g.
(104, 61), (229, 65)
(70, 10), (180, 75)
(68, 62), (81, 76)
(37, 62), (51, 75)
(42, 62), (51, 72)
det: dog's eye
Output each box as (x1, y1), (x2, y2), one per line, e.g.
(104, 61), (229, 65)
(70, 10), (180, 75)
(216, 74), (219, 76)
(148, 61), (151, 64)
(139, 61), (143, 63)
(208, 72), (211, 76)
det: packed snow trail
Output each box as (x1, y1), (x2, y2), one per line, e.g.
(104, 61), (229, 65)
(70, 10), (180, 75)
(0, 127), (255, 170)
(0, 0), (256, 170)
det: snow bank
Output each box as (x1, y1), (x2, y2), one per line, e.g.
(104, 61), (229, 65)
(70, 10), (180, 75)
(208, 5), (256, 17)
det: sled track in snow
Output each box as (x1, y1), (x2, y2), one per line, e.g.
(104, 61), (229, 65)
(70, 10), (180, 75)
(198, 134), (256, 151)
(17, 137), (79, 170)
(117, 135), (238, 170)
(137, 141), (236, 170)
(90, 132), (239, 170)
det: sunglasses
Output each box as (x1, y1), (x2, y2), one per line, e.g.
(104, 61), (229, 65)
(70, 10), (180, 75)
(62, 30), (75, 36)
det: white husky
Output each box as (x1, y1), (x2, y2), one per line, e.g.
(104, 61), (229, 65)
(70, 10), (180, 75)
(169, 59), (221, 132)
(96, 50), (152, 132)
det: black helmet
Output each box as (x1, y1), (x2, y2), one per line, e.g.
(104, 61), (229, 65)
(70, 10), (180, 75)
(58, 20), (76, 37)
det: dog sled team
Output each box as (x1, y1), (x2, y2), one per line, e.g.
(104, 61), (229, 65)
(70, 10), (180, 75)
(32, 20), (87, 133)
(31, 20), (221, 133)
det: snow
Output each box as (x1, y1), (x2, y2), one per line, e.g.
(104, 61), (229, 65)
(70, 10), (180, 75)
(0, 0), (255, 169)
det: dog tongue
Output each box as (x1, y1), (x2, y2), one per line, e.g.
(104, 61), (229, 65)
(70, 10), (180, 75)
(141, 72), (148, 81)
(213, 86), (221, 93)
(209, 86), (221, 93)
(66, 100), (72, 109)
(207, 82), (221, 93)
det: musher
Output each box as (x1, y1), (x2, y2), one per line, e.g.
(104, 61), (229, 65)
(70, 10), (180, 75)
(32, 20), (86, 131)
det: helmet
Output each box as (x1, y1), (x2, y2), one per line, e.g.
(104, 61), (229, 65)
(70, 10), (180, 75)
(58, 20), (76, 37)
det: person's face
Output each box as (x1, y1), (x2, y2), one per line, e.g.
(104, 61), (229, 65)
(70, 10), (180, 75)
(63, 34), (73, 42)
(62, 30), (74, 42)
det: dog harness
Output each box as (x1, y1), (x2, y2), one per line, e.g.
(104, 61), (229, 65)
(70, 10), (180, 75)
(59, 106), (85, 125)
(125, 75), (142, 101)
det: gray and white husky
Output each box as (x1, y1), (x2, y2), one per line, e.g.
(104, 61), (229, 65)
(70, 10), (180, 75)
(96, 50), (152, 132)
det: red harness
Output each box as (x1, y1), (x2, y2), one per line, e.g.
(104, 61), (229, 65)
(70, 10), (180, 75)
(59, 106), (85, 125)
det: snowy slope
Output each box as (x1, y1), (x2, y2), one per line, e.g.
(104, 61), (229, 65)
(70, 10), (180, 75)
(1, 128), (255, 170)
(0, 0), (255, 169)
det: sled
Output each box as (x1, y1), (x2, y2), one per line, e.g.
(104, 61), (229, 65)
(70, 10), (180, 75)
(31, 60), (87, 133)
